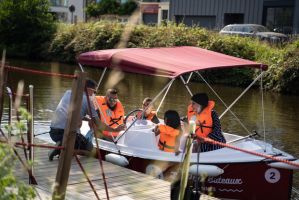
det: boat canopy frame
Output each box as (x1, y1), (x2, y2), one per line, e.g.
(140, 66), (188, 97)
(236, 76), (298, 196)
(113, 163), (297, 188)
(77, 46), (267, 145)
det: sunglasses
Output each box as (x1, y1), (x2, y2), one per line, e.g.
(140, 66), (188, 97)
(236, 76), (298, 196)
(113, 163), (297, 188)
(109, 97), (118, 103)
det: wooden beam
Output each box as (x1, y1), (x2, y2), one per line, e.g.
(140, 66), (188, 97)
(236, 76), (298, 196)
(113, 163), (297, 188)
(52, 71), (87, 200)
(0, 50), (6, 125)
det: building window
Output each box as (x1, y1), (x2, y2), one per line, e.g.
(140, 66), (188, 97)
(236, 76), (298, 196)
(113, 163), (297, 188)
(50, 0), (68, 7)
(264, 7), (293, 34)
(224, 13), (244, 26)
(162, 9), (168, 20)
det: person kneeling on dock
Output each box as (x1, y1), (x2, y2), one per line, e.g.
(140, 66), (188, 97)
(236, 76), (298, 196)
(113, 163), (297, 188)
(154, 110), (181, 153)
(187, 93), (226, 152)
(48, 80), (125, 161)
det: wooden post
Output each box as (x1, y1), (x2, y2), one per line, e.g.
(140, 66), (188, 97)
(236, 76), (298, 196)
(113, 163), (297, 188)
(28, 85), (34, 177)
(0, 50), (6, 125)
(52, 71), (87, 200)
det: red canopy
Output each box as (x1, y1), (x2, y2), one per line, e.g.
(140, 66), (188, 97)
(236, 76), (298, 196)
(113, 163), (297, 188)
(78, 46), (267, 78)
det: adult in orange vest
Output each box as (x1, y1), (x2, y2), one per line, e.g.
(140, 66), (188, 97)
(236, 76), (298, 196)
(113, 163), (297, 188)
(154, 110), (181, 153)
(187, 93), (226, 152)
(136, 97), (160, 124)
(49, 80), (125, 160)
(94, 89), (125, 140)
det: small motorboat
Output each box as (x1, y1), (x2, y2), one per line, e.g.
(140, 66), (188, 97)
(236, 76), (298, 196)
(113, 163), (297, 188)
(78, 46), (298, 200)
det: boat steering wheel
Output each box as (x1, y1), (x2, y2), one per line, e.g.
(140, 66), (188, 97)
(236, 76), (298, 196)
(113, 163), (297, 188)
(124, 109), (143, 124)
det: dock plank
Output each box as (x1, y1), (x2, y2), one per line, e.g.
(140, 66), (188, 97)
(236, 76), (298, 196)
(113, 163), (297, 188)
(13, 138), (170, 200)
(11, 137), (218, 200)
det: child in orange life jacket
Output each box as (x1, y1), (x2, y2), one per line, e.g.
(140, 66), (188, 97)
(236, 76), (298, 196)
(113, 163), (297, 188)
(136, 97), (160, 124)
(154, 110), (182, 153)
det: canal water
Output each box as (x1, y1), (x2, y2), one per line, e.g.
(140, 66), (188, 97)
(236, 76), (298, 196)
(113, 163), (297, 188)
(2, 59), (299, 193)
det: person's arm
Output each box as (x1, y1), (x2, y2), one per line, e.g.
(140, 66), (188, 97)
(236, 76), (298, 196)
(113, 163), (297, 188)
(92, 119), (126, 138)
(175, 131), (182, 155)
(151, 114), (160, 124)
(153, 125), (160, 136)
(208, 110), (226, 143)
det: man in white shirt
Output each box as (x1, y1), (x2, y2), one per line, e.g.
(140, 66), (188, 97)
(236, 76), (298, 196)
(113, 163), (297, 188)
(48, 79), (125, 160)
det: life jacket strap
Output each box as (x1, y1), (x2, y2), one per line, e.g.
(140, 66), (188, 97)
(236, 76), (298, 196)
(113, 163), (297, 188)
(109, 116), (123, 126)
(158, 140), (175, 150)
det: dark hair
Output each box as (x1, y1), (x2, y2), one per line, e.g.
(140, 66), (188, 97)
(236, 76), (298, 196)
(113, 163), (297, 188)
(106, 88), (118, 96)
(143, 97), (152, 105)
(164, 110), (180, 129)
(85, 79), (97, 89)
(191, 93), (209, 108)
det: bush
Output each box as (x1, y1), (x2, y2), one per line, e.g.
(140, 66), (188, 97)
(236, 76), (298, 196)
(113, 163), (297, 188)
(48, 22), (123, 62)
(6, 19), (299, 94)
(0, 108), (35, 199)
(46, 21), (299, 94)
(0, 144), (36, 200)
(267, 44), (299, 94)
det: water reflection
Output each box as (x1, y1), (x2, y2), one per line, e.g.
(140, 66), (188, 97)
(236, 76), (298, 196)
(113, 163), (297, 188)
(2, 59), (299, 191)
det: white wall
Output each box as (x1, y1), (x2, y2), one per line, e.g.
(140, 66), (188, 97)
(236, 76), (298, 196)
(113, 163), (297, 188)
(157, 2), (169, 25)
(50, 0), (86, 23)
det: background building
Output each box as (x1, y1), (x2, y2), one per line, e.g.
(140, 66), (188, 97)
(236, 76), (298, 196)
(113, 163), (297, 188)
(50, 0), (86, 23)
(169, 0), (299, 34)
(139, 0), (170, 25)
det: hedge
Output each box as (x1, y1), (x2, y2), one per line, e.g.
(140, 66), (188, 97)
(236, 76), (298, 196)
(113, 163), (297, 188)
(13, 21), (299, 94)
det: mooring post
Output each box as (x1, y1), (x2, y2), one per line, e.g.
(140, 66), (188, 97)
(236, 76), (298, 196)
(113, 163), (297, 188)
(52, 71), (86, 200)
(28, 85), (34, 176)
(0, 50), (6, 125)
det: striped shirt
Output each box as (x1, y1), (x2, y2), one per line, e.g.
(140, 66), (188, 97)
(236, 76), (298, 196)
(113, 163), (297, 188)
(195, 110), (226, 152)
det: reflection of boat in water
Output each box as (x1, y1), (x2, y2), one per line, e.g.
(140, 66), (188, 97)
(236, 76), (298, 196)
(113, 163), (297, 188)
(78, 46), (299, 199)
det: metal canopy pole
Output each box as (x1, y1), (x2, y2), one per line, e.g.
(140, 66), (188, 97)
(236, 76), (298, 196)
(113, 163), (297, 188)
(180, 75), (193, 96)
(156, 80), (174, 114)
(218, 72), (265, 119)
(186, 72), (193, 84)
(195, 71), (264, 134)
(116, 78), (175, 143)
(96, 67), (107, 92)
(78, 63), (85, 72)
(259, 68), (266, 150)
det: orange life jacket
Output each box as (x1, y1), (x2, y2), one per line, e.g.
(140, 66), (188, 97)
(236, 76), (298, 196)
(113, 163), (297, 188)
(96, 96), (124, 138)
(136, 110), (157, 121)
(187, 101), (215, 138)
(158, 124), (180, 152)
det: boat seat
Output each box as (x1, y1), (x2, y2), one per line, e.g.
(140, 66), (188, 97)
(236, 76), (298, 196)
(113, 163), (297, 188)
(122, 121), (159, 151)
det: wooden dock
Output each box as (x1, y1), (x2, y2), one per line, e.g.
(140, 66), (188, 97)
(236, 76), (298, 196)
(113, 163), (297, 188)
(11, 138), (219, 200)
(13, 139), (170, 200)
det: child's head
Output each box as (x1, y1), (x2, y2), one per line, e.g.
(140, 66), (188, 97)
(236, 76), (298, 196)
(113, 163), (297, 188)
(164, 110), (180, 129)
(142, 97), (154, 115)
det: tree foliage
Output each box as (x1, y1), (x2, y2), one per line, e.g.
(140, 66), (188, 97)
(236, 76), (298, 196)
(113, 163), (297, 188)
(0, 0), (56, 57)
(86, 0), (138, 18)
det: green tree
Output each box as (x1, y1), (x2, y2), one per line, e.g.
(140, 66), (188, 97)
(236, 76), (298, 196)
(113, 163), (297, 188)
(99, 0), (120, 15)
(86, 0), (137, 18)
(0, 0), (56, 58)
(85, 3), (101, 18)
(118, 0), (138, 16)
